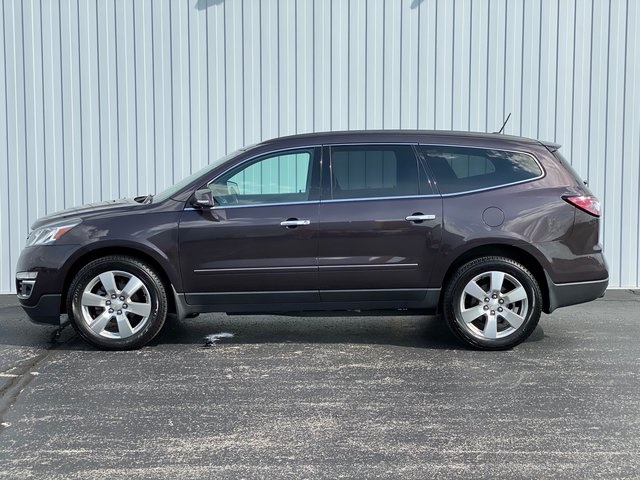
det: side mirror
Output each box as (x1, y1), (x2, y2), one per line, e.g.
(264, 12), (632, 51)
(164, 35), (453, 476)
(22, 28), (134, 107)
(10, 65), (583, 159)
(193, 189), (215, 209)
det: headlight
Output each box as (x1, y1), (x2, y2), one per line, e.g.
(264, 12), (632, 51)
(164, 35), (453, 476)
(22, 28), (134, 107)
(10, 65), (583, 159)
(25, 220), (81, 247)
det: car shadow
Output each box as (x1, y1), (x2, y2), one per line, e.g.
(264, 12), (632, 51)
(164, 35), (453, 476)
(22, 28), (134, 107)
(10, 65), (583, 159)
(149, 312), (546, 350)
(149, 313), (460, 350)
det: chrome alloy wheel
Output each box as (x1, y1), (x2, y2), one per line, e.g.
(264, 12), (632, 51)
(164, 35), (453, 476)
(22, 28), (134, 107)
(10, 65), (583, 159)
(458, 270), (529, 340)
(80, 270), (152, 339)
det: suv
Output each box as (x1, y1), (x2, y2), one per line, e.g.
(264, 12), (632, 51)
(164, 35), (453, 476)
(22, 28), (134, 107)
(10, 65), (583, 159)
(16, 131), (608, 350)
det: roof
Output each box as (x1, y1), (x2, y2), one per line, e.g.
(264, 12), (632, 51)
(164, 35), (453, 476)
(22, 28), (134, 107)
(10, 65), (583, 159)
(253, 129), (554, 151)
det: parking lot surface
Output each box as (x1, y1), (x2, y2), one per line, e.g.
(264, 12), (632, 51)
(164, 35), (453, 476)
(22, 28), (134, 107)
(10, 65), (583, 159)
(1, 291), (639, 479)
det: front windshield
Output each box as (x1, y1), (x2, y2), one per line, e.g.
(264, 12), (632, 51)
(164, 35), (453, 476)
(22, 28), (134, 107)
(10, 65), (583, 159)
(152, 149), (244, 203)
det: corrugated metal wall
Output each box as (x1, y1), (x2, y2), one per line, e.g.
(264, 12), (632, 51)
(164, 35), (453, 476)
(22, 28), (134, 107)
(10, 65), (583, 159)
(1, 0), (639, 293)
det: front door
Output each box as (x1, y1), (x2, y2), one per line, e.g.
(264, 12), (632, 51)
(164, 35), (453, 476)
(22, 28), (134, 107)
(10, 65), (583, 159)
(318, 144), (442, 303)
(179, 147), (321, 306)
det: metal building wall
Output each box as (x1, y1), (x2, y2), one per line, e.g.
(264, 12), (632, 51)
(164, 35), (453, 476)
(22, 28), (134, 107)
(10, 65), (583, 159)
(1, 0), (639, 293)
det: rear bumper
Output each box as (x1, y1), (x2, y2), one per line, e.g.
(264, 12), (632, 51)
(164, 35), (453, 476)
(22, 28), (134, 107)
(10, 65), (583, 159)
(545, 276), (608, 313)
(19, 294), (63, 325)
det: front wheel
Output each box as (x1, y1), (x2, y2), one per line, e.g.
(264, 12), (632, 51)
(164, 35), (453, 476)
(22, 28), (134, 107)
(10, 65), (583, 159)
(66, 255), (168, 350)
(443, 256), (542, 350)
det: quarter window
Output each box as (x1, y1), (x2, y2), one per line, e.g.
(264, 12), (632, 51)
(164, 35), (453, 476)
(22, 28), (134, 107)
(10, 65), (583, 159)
(421, 146), (543, 194)
(330, 145), (421, 200)
(209, 149), (316, 205)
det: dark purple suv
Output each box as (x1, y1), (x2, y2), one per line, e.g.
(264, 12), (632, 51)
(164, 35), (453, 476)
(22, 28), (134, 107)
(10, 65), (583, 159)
(16, 131), (608, 350)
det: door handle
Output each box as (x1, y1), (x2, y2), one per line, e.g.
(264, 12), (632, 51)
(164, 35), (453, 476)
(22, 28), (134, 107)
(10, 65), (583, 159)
(405, 214), (436, 222)
(280, 219), (311, 228)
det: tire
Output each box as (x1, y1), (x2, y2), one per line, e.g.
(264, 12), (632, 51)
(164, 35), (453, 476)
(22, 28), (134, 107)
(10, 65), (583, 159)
(443, 256), (542, 350)
(66, 255), (168, 350)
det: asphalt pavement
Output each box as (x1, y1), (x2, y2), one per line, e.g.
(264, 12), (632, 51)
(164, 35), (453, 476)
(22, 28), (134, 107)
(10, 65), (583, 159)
(1, 291), (639, 479)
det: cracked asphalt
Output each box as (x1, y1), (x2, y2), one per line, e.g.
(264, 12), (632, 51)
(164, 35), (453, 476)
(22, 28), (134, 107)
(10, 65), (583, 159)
(1, 291), (639, 479)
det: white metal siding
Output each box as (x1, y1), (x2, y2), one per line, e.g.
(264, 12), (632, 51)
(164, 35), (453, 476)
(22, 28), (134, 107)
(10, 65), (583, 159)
(1, 0), (639, 292)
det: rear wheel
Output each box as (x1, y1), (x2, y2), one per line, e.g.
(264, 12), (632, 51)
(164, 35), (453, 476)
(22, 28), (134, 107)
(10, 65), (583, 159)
(67, 255), (168, 350)
(443, 256), (542, 350)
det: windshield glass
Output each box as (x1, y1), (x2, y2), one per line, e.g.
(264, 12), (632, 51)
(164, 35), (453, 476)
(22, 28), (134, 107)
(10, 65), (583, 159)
(152, 150), (244, 203)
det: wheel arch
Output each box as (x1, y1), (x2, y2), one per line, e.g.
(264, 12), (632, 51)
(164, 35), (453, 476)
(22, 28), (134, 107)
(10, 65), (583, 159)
(438, 244), (550, 313)
(61, 246), (179, 316)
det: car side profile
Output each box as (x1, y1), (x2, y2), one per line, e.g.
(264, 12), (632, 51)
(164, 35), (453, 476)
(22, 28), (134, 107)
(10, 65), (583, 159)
(16, 130), (608, 350)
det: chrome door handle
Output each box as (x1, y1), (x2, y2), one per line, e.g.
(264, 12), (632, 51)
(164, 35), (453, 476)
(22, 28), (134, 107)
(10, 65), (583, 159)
(405, 214), (436, 222)
(280, 219), (311, 227)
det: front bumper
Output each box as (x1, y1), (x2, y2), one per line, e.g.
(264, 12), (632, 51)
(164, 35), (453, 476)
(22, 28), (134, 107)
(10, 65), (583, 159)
(20, 294), (63, 325)
(545, 275), (608, 313)
(16, 244), (79, 325)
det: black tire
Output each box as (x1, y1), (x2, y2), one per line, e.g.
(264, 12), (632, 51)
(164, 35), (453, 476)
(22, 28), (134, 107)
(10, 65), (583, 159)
(443, 256), (542, 350)
(66, 255), (168, 350)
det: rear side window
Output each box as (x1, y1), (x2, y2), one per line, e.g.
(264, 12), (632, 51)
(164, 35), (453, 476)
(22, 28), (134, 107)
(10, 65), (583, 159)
(330, 145), (421, 200)
(420, 146), (543, 194)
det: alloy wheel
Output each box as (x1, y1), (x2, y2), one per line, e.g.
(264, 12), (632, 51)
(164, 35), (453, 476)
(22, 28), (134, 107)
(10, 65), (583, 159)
(79, 270), (152, 339)
(458, 270), (529, 340)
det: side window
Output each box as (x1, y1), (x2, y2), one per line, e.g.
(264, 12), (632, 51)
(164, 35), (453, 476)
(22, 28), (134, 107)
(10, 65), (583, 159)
(421, 146), (543, 194)
(209, 149), (315, 205)
(330, 145), (420, 200)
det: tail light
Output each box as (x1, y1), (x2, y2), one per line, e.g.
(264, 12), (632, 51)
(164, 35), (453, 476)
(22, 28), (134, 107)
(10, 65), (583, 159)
(562, 195), (601, 217)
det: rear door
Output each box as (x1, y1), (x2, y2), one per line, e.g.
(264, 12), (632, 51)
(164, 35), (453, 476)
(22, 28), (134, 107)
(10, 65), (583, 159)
(317, 144), (443, 303)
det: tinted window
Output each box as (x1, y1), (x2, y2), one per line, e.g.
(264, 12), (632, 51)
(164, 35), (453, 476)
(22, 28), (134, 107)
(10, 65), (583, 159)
(330, 145), (420, 199)
(209, 149), (316, 205)
(421, 146), (542, 194)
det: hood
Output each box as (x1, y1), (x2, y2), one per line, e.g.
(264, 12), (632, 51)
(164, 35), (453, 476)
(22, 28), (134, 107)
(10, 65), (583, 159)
(31, 198), (141, 230)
